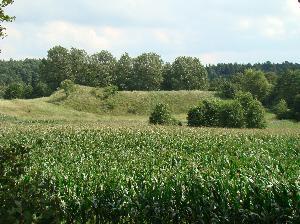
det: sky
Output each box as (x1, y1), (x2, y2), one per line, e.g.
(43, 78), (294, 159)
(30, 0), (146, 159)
(0, 0), (300, 64)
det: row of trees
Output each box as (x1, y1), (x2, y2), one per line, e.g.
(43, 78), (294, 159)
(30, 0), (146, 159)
(40, 46), (208, 92)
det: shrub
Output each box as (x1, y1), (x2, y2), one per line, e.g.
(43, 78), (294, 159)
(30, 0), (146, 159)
(149, 103), (178, 125)
(220, 101), (245, 128)
(102, 85), (118, 99)
(60, 79), (76, 97)
(187, 99), (222, 127)
(4, 83), (25, 99)
(235, 92), (266, 128)
(273, 99), (291, 120)
(188, 95), (266, 129)
(245, 100), (266, 128)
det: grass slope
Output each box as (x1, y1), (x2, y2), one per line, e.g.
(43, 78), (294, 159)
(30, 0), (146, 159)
(0, 85), (214, 122)
(48, 85), (215, 115)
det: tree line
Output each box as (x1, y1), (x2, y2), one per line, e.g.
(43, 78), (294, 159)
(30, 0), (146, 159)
(1, 46), (300, 121)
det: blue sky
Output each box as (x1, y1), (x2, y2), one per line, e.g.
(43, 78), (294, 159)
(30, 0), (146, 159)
(0, 0), (300, 64)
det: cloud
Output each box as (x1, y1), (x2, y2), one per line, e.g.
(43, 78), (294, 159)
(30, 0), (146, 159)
(1, 0), (300, 63)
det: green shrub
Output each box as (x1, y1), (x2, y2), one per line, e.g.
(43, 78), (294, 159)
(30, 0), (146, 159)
(60, 79), (76, 97)
(273, 99), (291, 120)
(221, 101), (245, 128)
(188, 95), (266, 129)
(149, 103), (178, 125)
(102, 85), (118, 99)
(4, 83), (25, 99)
(235, 92), (266, 128)
(187, 99), (222, 127)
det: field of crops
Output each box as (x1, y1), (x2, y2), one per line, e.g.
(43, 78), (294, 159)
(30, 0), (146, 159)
(1, 122), (300, 223)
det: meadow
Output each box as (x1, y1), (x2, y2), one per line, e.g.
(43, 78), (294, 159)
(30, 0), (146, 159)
(0, 88), (300, 223)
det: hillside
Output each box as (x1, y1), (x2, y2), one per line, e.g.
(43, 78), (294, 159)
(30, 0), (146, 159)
(0, 85), (215, 121)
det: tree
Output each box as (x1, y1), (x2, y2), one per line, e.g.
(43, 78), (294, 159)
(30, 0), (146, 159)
(40, 46), (72, 91)
(273, 70), (300, 107)
(132, 53), (164, 90)
(115, 53), (133, 90)
(161, 62), (173, 90)
(69, 48), (89, 85)
(88, 50), (117, 87)
(170, 57), (208, 90)
(293, 94), (300, 121)
(234, 69), (271, 102)
(0, 0), (15, 39)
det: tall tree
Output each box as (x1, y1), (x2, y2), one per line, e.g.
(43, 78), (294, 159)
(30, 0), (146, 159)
(69, 48), (89, 85)
(88, 50), (116, 87)
(170, 56), (208, 90)
(132, 53), (164, 90)
(115, 53), (133, 90)
(40, 46), (72, 90)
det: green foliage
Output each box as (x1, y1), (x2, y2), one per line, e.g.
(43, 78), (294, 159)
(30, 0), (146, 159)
(4, 83), (25, 99)
(149, 103), (178, 125)
(293, 94), (300, 121)
(188, 94), (266, 129)
(60, 79), (76, 97)
(0, 125), (299, 223)
(132, 53), (164, 90)
(188, 99), (245, 128)
(235, 92), (266, 128)
(170, 56), (208, 90)
(102, 85), (118, 99)
(220, 81), (239, 99)
(272, 69), (300, 106)
(220, 100), (245, 128)
(115, 53), (133, 90)
(40, 46), (72, 90)
(233, 69), (271, 102)
(89, 50), (117, 87)
(273, 99), (291, 120)
(0, 0), (15, 39)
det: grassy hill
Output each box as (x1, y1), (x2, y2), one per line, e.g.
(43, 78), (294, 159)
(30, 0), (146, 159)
(0, 85), (215, 121)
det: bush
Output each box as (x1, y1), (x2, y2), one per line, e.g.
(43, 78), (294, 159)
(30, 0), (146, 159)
(235, 92), (266, 128)
(221, 101), (245, 128)
(102, 85), (118, 99)
(187, 99), (222, 127)
(4, 83), (25, 99)
(188, 95), (266, 129)
(149, 103), (178, 125)
(60, 79), (76, 97)
(245, 100), (266, 128)
(273, 99), (291, 120)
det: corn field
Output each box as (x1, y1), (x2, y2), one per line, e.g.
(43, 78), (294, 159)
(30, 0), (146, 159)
(1, 124), (299, 223)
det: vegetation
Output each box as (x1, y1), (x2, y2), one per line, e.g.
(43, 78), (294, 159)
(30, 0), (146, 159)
(0, 0), (15, 39)
(0, 123), (299, 223)
(149, 103), (179, 125)
(187, 94), (266, 129)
